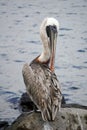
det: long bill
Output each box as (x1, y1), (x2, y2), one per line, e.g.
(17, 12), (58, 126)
(49, 27), (57, 72)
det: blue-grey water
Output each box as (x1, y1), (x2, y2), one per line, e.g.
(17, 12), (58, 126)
(0, 0), (87, 122)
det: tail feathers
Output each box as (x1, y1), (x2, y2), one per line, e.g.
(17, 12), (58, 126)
(42, 109), (52, 121)
(41, 104), (58, 121)
(52, 105), (58, 120)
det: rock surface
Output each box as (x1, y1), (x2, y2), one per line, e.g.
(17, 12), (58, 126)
(2, 93), (87, 130)
(0, 121), (9, 130)
(6, 107), (87, 130)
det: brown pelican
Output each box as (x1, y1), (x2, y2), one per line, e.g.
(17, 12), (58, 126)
(22, 17), (62, 121)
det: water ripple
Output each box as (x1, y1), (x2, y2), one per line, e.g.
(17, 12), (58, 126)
(60, 28), (72, 31)
(59, 34), (65, 37)
(66, 13), (77, 15)
(84, 61), (87, 64)
(72, 65), (87, 69)
(13, 60), (24, 63)
(0, 53), (7, 57)
(69, 86), (79, 90)
(77, 49), (85, 53)
(24, 15), (29, 18)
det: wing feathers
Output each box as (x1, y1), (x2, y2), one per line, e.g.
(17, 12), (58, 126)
(22, 63), (62, 121)
(22, 63), (35, 86)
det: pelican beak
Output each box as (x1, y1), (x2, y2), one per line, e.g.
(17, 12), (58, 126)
(46, 25), (57, 72)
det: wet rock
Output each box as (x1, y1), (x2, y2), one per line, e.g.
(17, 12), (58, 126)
(0, 121), (9, 130)
(19, 93), (38, 112)
(6, 108), (87, 130)
(61, 95), (66, 104)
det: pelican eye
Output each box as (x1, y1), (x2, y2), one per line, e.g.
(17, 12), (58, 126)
(46, 25), (57, 38)
(53, 25), (56, 30)
(52, 25), (57, 33)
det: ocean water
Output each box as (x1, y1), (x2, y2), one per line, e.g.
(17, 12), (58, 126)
(0, 0), (87, 122)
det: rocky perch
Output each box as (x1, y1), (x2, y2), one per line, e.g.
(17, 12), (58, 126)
(6, 107), (87, 130)
(2, 93), (87, 130)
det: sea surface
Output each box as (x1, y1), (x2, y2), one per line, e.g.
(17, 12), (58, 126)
(0, 0), (87, 123)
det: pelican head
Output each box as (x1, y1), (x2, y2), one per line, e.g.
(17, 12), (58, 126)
(38, 17), (59, 72)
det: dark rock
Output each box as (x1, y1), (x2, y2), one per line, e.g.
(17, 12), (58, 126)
(0, 121), (9, 130)
(61, 95), (66, 104)
(19, 92), (38, 112)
